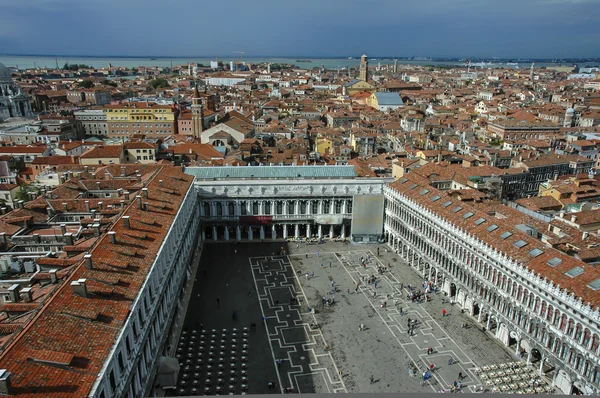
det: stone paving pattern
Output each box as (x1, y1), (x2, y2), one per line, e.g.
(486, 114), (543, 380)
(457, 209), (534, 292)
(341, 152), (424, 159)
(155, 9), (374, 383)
(170, 240), (530, 395)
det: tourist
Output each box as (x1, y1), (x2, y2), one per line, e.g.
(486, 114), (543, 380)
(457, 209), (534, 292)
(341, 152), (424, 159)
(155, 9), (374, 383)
(442, 309), (447, 317)
(217, 298), (220, 307)
(305, 272), (309, 280)
(370, 374), (374, 384)
(311, 271), (315, 278)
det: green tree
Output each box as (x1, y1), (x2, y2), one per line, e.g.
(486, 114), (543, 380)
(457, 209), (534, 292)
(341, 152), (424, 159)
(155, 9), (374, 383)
(149, 78), (170, 89)
(77, 80), (94, 89)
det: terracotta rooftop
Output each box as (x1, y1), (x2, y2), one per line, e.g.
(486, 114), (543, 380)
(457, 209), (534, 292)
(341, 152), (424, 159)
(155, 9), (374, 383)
(0, 165), (194, 397)
(387, 172), (600, 309)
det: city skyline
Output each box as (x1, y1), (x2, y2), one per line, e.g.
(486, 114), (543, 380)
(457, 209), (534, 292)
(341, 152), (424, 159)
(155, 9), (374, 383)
(1, 0), (599, 58)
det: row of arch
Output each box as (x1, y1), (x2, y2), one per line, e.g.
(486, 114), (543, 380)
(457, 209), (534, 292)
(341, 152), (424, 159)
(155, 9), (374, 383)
(383, 191), (600, 393)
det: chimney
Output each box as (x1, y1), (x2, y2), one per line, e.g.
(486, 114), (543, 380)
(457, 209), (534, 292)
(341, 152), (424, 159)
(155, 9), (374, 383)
(136, 174), (142, 183)
(84, 201), (90, 212)
(117, 188), (123, 196)
(136, 195), (142, 209)
(108, 231), (116, 244)
(62, 202), (68, 212)
(559, 211), (565, 218)
(77, 172), (82, 179)
(123, 216), (131, 229)
(64, 232), (73, 246)
(0, 233), (6, 249)
(583, 231), (589, 240)
(0, 208), (5, 215)
(143, 202), (149, 211)
(124, 191), (130, 200)
(0, 369), (12, 396)
(142, 188), (148, 198)
(571, 215), (578, 223)
(120, 200), (125, 209)
(84, 254), (93, 269)
(159, 180), (163, 187)
(96, 182), (101, 190)
(92, 223), (101, 237)
(60, 224), (66, 235)
(104, 172), (111, 181)
(18, 200), (24, 209)
(46, 206), (54, 217)
(7, 284), (20, 303)
(70, 278), (88, 297)
(33, 233), (41, 243)
(98, 201), (103, 211)
(120, 166), (126, 177)
(20, 287), (32, 303)
(49, 269), (57, 284)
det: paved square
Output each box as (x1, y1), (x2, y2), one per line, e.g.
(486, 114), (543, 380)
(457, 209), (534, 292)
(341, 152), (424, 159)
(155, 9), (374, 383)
(171, 240), (539, 395)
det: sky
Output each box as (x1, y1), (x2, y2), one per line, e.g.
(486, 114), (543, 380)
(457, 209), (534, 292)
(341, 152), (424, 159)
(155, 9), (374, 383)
(0, 0), (599, 58)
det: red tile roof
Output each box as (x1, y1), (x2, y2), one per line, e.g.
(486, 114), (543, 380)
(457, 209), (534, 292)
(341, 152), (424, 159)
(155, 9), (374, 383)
(0, 165), (194, 397)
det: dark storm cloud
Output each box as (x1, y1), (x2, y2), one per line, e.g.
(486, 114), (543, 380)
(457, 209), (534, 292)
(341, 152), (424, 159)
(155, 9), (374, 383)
(0, 0), (598, 57)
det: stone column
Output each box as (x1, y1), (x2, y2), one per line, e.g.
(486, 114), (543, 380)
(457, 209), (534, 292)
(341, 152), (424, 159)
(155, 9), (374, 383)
(283, 201), (288, 215)
(236, 201), (241, 216)
(341, 200), (347, 214)
(246, 201), (252, 215)
(341, 224), (346, 239)
(318, 224), (322, 238)
(211, 202), (217, 217)
(486, 312), (492, 330)
(201, 229), (206, 241)
(526, 351), (532, 364)
(330, 200), (335, 214)
(294, 201), (300, 215)
(307, 224), (312, 238)
(212, 226), (217, 241)
(538, 356), (544, 374)
(200, 203), (206, 216)
(295, 224), (299, 239)
(260, 226), (265, 240)
(271, 225), (276, 240)
(515, 339), (521, 356)
(329, 225), (334, 238)
(283, 224), (288, 239)
(307, 200), (312, 215)
(224, 227), (229, 241)
(259, 201), (264, 216)
(318, 200), (323, 215)
(223, 202), (229, 216)
(248, 227), (253, 241)
(236, 226), (241, 241)
(478, 307), (483, 323)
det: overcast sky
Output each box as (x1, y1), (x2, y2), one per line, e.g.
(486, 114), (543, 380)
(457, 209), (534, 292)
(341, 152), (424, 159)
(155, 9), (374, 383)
(0, 0), (599, 58)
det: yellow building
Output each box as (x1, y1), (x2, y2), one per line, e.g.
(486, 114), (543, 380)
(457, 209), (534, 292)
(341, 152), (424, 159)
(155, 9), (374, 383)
(343, 79), (376, 96)
(104, 101), (176, 140)
(316, 137), (333, 155)
(79, 145), (125, 165)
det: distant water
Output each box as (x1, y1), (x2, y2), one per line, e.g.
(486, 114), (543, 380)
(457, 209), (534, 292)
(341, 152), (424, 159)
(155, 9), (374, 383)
(0, 55), (594, 71)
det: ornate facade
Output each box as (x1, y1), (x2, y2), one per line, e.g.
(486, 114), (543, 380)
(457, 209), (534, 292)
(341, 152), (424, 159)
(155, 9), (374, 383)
(384, 173), (600, 395)
(0, 63), (34, 120)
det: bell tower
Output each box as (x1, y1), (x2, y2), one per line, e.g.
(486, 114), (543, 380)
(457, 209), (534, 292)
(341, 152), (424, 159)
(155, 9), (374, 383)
(191, 83), (204, 139)
(359, 52), (368, 82)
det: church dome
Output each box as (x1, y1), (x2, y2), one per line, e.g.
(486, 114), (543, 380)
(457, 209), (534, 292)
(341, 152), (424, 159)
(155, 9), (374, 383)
(0, 62), (10, 78)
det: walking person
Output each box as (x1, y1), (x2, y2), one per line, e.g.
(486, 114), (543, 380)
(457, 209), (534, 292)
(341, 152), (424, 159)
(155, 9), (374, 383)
(217, 298), (220, 307)
(442, 309), (447, 317)
(311, 271), (315, 278)
(305, 272), (309, 280)
(370, 374), (374, 384)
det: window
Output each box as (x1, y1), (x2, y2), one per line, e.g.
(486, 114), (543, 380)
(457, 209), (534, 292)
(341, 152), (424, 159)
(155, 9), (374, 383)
(442, 201), (452, 208)
(588, 278), (600, 291)
(565, 266), (584, 278)
(486, 224), (498, 232)
(451, 206), (463, 213)
(514, 240), (528, 248)
(419, 189), (429, 196)
(474, 218), (486, 225)
(408, 183), (418, 190)
(431, 195), (440, 202)
(547, 257), (562, 267)
(529, 248), (544, 257)
(463, 212), (474, 219)
(500, 231), (512, 239)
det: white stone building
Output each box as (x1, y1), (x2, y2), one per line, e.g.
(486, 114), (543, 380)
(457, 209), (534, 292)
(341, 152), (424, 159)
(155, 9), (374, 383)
(0, 63), (34, 120)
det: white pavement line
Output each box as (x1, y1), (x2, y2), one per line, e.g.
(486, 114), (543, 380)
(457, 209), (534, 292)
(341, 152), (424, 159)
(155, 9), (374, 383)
(337, 251), (439, 393)
(248, 256), (284, 394)
(289, 254), (348, 393)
